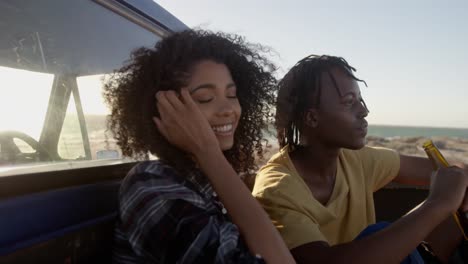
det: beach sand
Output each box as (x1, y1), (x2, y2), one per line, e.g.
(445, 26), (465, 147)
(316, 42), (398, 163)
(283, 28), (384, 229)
(366, 136), (468, 164)
(260, 136), (468, 165)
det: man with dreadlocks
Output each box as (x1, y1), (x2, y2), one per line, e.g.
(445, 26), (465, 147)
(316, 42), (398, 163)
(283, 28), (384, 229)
(252, 55), (468, 263)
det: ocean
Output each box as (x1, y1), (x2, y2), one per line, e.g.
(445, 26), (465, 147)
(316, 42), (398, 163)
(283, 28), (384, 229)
(367, 125), (468, 139)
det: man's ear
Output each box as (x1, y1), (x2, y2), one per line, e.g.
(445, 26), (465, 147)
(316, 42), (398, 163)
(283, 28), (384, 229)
(305, 109), (319, 128)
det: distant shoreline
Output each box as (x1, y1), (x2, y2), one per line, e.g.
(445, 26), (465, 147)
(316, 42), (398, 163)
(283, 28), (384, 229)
(369, 124), (468, 130)
(367, 125), (468, 139)
(261, 135), (468, 166)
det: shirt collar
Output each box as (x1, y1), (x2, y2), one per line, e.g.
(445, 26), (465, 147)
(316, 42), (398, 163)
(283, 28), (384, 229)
(186, 168), (215, 199)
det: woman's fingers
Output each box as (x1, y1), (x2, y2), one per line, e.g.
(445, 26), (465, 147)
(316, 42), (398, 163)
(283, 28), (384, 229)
(180, 89), (197, 109)
(152, 116), (168, 138)
(156, 92), (174, 112)
(156, 91), (180, 122)
(165, 90), (185, 111)
(153, 89), (218, 155)
(155, 90), (191, 139)
(157, 90), (196, 116)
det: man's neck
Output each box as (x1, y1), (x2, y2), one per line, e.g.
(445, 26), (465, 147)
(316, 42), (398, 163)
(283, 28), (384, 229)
(290, 142), (340, 181)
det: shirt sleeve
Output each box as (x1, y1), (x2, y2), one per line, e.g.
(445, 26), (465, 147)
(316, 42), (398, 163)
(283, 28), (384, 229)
(254, 165), (328, 250)
(118, 163), (264, 263)
(357, 146), (401, 191)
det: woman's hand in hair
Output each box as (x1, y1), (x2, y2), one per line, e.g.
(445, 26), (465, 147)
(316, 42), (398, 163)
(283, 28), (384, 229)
(154, 90), (296, 264)
(153, 89), (220, 157)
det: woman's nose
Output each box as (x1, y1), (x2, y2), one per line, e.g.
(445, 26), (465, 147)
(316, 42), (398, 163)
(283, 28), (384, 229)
(218, 105), (235, 116)
(216, 99), (235, 116)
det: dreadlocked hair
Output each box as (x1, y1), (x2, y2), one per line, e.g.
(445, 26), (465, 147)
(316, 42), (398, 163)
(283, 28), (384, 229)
(276, 54), (367, 149)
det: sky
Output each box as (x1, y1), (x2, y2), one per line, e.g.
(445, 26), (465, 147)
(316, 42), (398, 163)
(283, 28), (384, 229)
(156, 0), (468, 128)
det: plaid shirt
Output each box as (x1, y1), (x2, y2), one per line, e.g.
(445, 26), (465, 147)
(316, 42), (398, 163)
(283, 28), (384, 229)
(113, 160), (265, 264)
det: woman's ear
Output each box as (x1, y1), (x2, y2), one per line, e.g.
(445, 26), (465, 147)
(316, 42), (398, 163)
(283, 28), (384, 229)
(305, 109), (319, 128)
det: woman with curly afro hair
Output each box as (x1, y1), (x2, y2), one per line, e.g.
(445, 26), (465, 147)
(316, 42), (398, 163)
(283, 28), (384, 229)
(105, 29), (294, 264)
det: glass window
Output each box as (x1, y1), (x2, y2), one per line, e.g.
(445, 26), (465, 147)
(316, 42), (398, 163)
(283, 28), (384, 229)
(57, 93), (85, 160)
(77, 74), (121, 160)
(0, 0), (165, 173)
(0, 67), (54, 167)
(13, 138), (36, 154)
(0, 67), (53, 140)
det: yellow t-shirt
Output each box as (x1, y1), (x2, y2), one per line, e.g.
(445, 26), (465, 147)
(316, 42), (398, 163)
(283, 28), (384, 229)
(252, 146), (400, 249)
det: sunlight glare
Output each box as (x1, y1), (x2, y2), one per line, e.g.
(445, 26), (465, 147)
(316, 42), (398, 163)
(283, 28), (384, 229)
(0, 66), (53, 139)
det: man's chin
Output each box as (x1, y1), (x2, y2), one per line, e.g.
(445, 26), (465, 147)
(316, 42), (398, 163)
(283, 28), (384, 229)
(345, 139), (366, 150)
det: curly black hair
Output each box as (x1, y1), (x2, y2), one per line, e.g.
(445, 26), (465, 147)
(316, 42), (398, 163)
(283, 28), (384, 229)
(103, 29), (277, 177)
(276, 55), (368, 149)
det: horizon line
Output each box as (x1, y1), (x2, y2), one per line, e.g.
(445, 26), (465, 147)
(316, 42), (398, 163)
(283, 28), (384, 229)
(369, 123), (468, 130)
